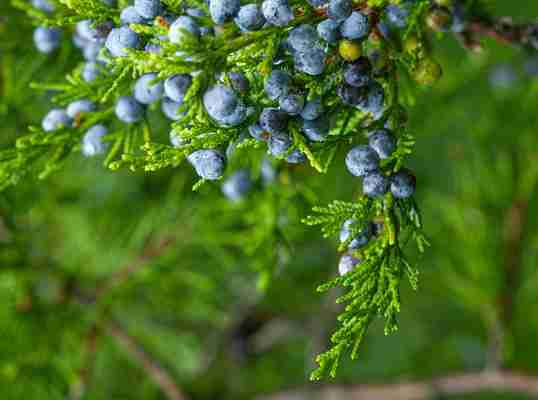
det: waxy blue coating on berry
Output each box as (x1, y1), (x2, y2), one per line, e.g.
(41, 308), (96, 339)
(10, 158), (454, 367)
(339, 219), (371, 249)
(337, 84), (366, 106)
(203, 84), (246, 126)
(33, 26), (61, 54)
(265, 70), (291, 101)
(345, 145), (379, 177)
(120, 6), (148, 25)
(344, 58), (371, 87)
(286, 149), (306, 164)
(134, 73), (164, 105)
(162, 97), (186, 121)
(300, 97), (324, 121)
(83, 42), (102, 61)
(368, 129), (396, 159)
(76, 20), (112, 43)
(317, 19), (340, 44)
(262, 0), (294, 27)
(287, 24), (319, 53)
(222, 170), (253, 202)
(234, 4), (265, 31)
(82, 125), (108, 157)
(268, 131), (292, 157)
(340, 12), (370, 40)
(228, 72), (250, 93)
(187, 149), (226, 180)
(164, 74), (192, 103)
(338, 254), (360, 276)
(385, 4), (409, 28)
(359, 81), (385, 119)
(169, 16), (201, 44)
(248, 124), (268, 141)
(279, 94), (304, 115)
(134, 0), (162, 19)
(42, 109), (72, 132)
(67, 99), (96, 118)
(363, 171), (389, 197)
(302, 115), (329, 142)
(115, 96), (144, 123)
(328, 0), (352, 22)
(260, 108), (288, 135)
(105, 26), (140, 57)
(82, 62), (101, 82)
(390, 170), (416, 198)
(32, 0), (55, 12)
(210, 0), (241, 25)
(293, 47), (326, 76)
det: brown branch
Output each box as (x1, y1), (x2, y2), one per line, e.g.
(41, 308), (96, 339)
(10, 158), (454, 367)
(106, 321), (188, 400)
(258, 371), (538, 400)
(69, 324), (99, 400)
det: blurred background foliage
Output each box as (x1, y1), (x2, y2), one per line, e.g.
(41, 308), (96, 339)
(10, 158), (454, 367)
(1, 0), (538, 399)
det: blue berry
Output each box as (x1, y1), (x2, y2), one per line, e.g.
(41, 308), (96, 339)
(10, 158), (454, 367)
(300, 97), (324, 120)
(286, 149), (306, 164)
(358, 81), (385, 119)
(186, 8), (206, 17)
(203, 84), (246, 126)
(76, 20), (112, 43)
(115, 96), (144, 123)
(228, 72), (249, 93)
(164, 74), (192, 103)
(83, 42), (102, 61)
(66, 99), (96, 118)
(317, 19), (341, 44)
(32, 0), (55, 13)
(268, 131), (292, 157)
(42, 109), (72, 132)
(302, 115), (329, 142)
(33, 26), (61, 54)
(328, 0), (352, 22)
(105, 26), (140, 57)
(82, 62), (102, 82)
(368, 129), (396, 159)
(340, 219), (371, 249)
(265, 70), (291, 101)
(162, 97), (186, 121)
(385, 4), (409, 28)
(344, 57), (371, 87)
(222, 170), (253, 202)
(134, 0), (162, 19)
(363, 171), (389, 197)
(261, 158), (276, 184)
(248, 124), (268, 141)
(294, 47), (326, 76)
(337, 84), (366, 106)
(169, 16), (201, 44)
(340, 11), (369, 40)
(120, 6), (148, 25)
(307, 0), (327, 7)
(338, 254), (360, 276)
(134, 73), (164, 105)
(210, 0), (241, 25)
(345, 145), (379, 177)
(279, 94), (304, 115)
(288, 24), (319, 53)
(187, 149), (226, 180)
(262, 0), (294, 27)
(170, 130), (188, 148)
(390, 169), (416, 198)
(234, 4), (265, 31)
(260, 108), (288, 135)
(82, 125), (108, 157)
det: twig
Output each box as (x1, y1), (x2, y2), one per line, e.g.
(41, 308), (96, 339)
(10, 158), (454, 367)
(106, 321), (188, 400)
(258, 371), (538, 400)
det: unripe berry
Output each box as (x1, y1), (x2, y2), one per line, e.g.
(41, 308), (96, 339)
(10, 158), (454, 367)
(403, 35), (420, 53)
(412, 57), (443, 86)
(338, 40), (362, 62)
(426, 7), (453, 32)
